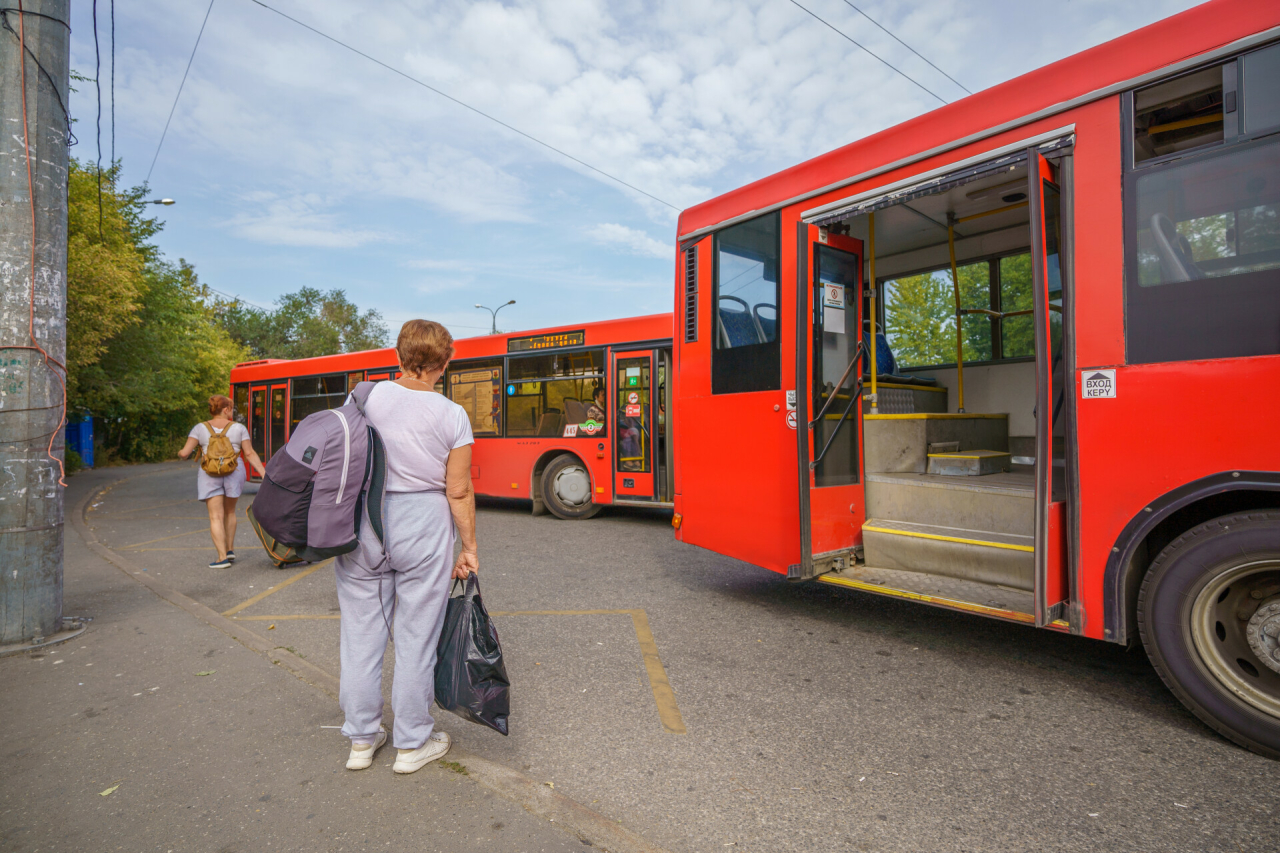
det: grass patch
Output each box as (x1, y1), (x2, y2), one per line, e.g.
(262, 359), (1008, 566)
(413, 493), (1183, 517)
(439, 760), (468, 775)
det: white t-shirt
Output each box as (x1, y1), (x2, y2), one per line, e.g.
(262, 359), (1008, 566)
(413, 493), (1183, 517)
(189, 421), (249, 453)
(363, 382), (474, 492)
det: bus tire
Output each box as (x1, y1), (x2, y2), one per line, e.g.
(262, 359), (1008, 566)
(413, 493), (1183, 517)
(540, 454), (601, 520)
(1138, 511), (1280, 759)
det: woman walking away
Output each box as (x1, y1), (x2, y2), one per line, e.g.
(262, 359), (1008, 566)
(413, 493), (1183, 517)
(178, 395), (266, 569)
(338, 319), (479, 774)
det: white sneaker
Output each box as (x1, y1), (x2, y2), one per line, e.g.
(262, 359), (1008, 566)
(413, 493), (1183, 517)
(392, 730), (450, 774)
(345, 727), (387, 770)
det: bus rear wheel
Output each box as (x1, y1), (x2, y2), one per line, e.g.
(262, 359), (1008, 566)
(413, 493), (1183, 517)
(1138, 511), (1280, 759)
(540, 453), (601, 520)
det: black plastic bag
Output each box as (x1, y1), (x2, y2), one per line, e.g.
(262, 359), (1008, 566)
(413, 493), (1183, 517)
(434, 575), (509, 735)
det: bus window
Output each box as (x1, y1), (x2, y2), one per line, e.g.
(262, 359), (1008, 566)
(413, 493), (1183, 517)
(713, 212), (781, 394)
(291, 373), (347, 431)
(882, 259), (993, 368)
(446, 360), (502, 437)
(506, 350), (606, 438)
(232, 384), (249, 428)
(1134, 63), (1229, 164)
(616, 357), (650, 472)
(347, 372), (363, 393)
(249, 388), (266, 457)
(270, 386), (287, 458)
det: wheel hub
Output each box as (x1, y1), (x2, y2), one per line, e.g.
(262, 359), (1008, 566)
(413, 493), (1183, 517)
(1247, 598), (1280, 676)
(552, 465), (590, 508)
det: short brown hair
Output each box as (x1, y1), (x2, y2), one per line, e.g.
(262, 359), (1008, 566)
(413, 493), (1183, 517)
(209, 394), (233, 416)
(397, 320), (454, 375)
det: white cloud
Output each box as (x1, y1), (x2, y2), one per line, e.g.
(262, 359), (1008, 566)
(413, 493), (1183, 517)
(224, 194), (389, 248)
(586, 223), (670, 259)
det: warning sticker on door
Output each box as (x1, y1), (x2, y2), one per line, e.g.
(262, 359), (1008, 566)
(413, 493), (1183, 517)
(625, 404), (641, 417)
(786, 390), (796, 411)
(1082, 369), (1116, 399)
(627, 392), (639, 404)
(786, 411), (797, 430)
(823, 284), (844, 308)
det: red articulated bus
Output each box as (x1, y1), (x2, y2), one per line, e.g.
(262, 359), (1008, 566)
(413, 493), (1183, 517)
(228, 313), (673, 519)
(670, 0), (1280, 756)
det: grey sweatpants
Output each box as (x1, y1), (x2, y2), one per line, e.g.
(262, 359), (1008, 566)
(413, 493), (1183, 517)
(336, 490), (454, 749)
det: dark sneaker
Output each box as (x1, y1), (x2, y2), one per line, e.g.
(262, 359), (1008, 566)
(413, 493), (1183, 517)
(225, 551), (236, 563)
(209, 558), (232, 569)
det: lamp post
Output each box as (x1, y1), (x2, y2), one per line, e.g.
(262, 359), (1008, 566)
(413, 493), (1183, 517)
(476, 300), (515, 335)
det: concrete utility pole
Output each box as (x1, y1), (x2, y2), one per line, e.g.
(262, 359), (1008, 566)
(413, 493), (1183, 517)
(0, 0), (70, 646)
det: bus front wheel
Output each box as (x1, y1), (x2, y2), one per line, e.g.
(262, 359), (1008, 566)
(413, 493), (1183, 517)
(540, 454), (602, 520)
(1139, 510), (1280, 759)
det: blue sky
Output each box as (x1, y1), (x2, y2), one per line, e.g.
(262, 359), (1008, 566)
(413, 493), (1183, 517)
(67, 0), (1199, 341)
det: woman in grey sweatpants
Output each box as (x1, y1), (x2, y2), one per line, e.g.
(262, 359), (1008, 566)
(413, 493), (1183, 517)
(336, 320), (479, 774)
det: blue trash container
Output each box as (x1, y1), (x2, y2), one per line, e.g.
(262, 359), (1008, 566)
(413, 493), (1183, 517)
(64, 415), (94, 468)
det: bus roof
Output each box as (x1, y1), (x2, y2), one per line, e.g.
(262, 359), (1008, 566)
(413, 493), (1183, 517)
(677, 0), (1278, 241)
(230, 313), (673, 383)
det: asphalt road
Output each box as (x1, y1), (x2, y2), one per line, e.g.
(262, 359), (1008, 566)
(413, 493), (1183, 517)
(68, 462), (1280, 850)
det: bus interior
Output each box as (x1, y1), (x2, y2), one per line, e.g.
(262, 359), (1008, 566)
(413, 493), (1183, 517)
(813, 148), (1069, 618)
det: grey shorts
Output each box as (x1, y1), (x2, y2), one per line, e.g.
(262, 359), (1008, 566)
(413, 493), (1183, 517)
(197, 460), (245, 501)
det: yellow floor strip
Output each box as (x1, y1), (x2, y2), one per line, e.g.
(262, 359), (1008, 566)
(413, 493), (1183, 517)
(863, 524), (1033, 552)
(221, 560), (334, 617)
(492, 608), (686, 735)
(818, 574), (1035, 623)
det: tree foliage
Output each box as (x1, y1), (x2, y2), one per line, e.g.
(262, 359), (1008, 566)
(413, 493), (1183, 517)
(217, 287), (389, 360)
(66, 160), (249, 462)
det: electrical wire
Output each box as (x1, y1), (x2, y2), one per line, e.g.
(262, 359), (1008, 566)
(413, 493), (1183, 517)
(93, 0), (103, 238)
(786, 0), (947, 105)
(839, 1), (971, 95)
(146, 0), (216, 185)
(110, 0), (115, 164)
(3, 0), (68, 486)
(246, 0), (679, 211)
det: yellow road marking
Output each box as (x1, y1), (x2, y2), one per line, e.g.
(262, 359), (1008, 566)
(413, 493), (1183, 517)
(120, 528), (212, 549)
(221, 560), (334, 617)
(96, 498), (193, 516)
(492, 608), (686, 735)
(862, 524), (1033, 552)
(233, 614), (340, 621)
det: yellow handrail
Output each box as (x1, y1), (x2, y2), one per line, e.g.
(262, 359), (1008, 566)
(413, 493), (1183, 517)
(947, 214), (965, 413)
(868, 212), (878, 414)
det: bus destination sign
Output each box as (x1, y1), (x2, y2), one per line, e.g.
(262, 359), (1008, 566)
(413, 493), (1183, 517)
(507, 330), (586, 353)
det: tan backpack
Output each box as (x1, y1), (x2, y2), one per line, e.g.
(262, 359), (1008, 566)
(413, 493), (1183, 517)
(200, 421), (240, 477)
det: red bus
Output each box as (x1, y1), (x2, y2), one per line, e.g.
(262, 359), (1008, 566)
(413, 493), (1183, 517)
(670, 0), (1280, 756)
(228, 313), (674, 518)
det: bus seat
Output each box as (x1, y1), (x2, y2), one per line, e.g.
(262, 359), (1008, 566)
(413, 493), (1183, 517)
(718, 295), (762, 347)
(536, 413), (563, 436)
(754, 303), (777, 342)
(564, 398), (587, 423)
(875, 332), (897, 376)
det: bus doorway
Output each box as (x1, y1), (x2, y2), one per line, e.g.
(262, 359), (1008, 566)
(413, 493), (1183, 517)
(796, 228), (866, 576)
(612, 347), (674, 505)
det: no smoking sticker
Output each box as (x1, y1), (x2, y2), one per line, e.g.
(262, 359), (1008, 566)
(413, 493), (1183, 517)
(786, 411), (797, 430)
(627, 392), (640, 404)
(1082, 369), (1116, 399)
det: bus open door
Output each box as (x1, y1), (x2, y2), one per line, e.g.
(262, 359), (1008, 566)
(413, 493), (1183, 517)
(794, 226), (866, 578)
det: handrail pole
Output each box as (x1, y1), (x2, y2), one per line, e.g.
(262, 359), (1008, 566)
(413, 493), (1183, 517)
(868, 212), (878, 414)
(947, 213), (966, 413)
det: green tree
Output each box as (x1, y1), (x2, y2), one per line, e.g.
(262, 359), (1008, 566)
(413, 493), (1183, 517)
(65, 161), (155, 399)
(65, 159), (250, 462)
(217, 287), (389, 359)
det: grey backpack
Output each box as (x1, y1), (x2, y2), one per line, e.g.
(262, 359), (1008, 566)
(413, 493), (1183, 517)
(253, 381), (387, 562)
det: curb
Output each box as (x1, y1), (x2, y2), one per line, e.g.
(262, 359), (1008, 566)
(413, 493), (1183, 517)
(69, 470), (671, 853)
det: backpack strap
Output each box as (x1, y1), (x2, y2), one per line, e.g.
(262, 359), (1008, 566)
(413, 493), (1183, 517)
(349, 380), (377, 412)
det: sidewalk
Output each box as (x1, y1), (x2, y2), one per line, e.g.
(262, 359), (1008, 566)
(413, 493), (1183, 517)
(0, 466), (609, 853)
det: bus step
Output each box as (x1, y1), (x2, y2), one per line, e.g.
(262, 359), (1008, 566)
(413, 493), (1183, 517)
(818, 560), (1034, 623)
(926, 449), (1011, 476)
(862, 518), (1033, 592)
(865, 471), (1034, 536)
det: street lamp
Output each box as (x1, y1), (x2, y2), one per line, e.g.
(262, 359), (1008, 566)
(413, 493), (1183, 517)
(145, 198), (175, 205)
(475, 300), (515, 335)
